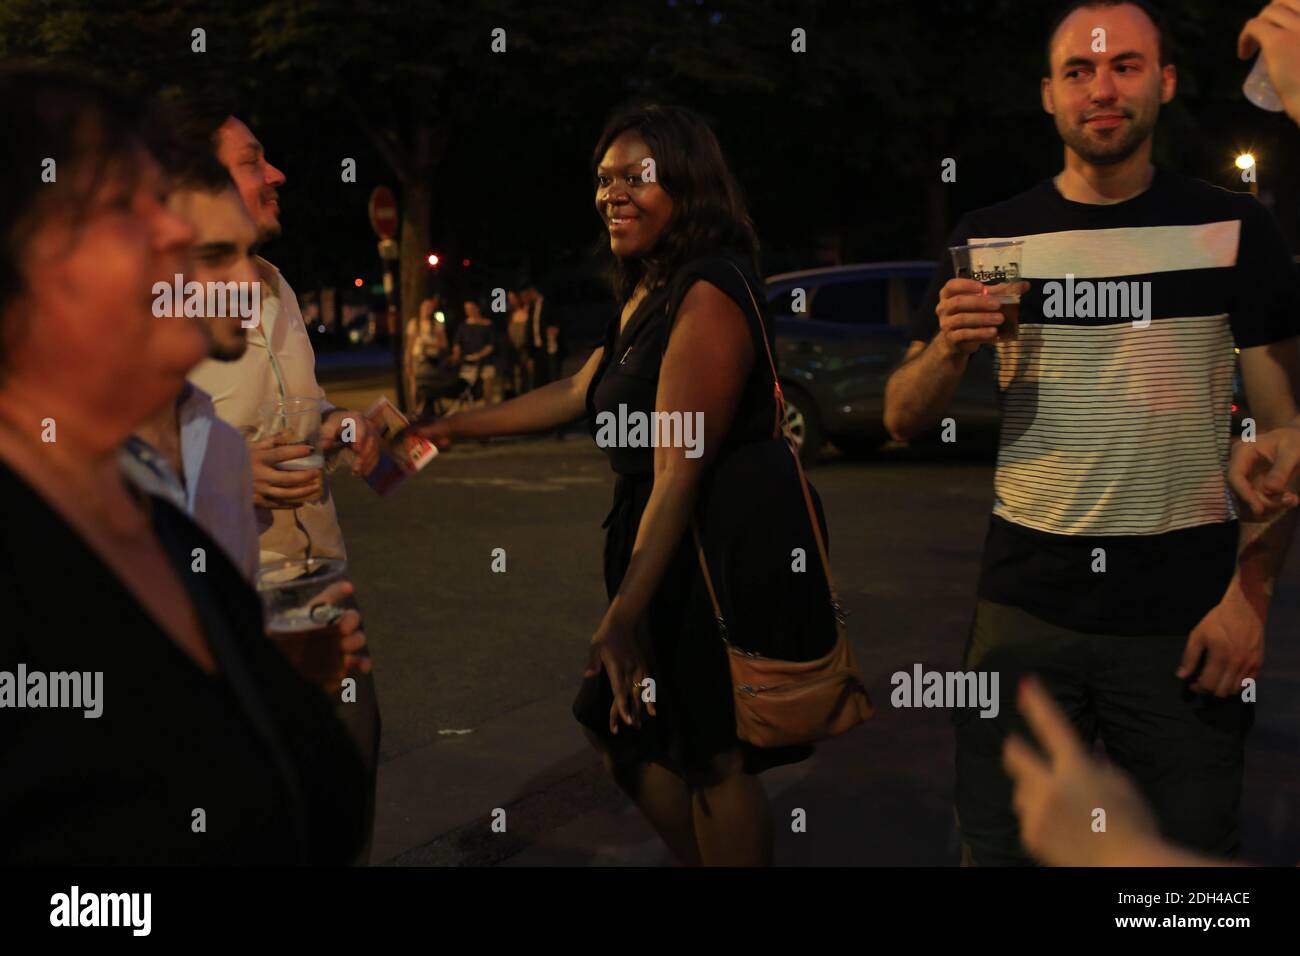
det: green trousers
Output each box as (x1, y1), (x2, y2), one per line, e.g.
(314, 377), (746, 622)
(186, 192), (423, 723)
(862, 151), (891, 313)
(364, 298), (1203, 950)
(954, 599), (1254, 866)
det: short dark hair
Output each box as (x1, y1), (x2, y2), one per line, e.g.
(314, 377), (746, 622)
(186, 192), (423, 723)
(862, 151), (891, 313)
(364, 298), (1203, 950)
(1044, 0), (1172, 73)
(591, 103), (760, 305)
(150, 105), (236, 195)
(148, 94), (236, 191)
(170, 147), (235, 194)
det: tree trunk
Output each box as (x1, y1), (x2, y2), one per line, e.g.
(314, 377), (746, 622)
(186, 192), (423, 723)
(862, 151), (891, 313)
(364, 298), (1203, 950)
(396, 124), (436, 412)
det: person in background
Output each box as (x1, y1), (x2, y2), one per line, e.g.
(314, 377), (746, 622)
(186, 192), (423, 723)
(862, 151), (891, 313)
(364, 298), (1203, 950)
(188, 109), (384, 863)
(506, 289), (532, 396)
(1230, 3), (1300, 513)
(522, 285), (554, 388)
(451, 298), (497, 406)
(408, 296), (448, 416)
(543, 323), (565, 386)
(0, 65), (366, 865)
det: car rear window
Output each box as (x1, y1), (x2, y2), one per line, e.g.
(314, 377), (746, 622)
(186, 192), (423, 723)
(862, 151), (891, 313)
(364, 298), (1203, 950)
(807, 279), (889, 325)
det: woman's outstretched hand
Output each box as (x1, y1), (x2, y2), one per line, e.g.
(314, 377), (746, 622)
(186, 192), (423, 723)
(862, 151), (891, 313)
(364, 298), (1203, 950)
(584, 613), (655, 733)
(405, 416), (454, 451)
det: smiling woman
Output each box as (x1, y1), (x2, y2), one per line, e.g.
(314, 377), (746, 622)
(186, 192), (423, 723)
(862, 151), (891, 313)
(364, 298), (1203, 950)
(590, 103), (760, 303)
(406, 102), (857, 866)
(573, 104), (854, 867)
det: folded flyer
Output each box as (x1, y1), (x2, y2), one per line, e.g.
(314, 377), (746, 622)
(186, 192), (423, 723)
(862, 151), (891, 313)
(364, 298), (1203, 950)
(363, 396), (438, 495)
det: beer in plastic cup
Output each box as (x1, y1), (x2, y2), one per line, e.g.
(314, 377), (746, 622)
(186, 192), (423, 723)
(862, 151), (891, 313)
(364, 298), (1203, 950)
(257, 557), (348, 692)
(949, 240), (1025, 342)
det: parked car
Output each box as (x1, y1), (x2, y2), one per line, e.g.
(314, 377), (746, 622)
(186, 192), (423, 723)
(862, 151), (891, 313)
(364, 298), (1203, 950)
(765, 262), (1000, 461)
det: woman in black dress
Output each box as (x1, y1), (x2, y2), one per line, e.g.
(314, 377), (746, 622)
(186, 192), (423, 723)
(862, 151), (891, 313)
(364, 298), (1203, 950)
(0, 66), (366, 864)
(413, 104), (837, 865)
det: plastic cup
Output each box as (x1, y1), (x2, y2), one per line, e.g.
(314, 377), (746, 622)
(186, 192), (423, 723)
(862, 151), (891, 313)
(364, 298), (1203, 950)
(259, 397), (323, 471)
(1243, 54), (1286, 113)
(257, 557), (348, 692)
(949, 240), (1025, 342)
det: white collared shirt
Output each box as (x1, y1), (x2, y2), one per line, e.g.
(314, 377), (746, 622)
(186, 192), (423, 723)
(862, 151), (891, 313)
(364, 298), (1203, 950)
(119, 384), (261, 582)
(188, 258), (346, 568)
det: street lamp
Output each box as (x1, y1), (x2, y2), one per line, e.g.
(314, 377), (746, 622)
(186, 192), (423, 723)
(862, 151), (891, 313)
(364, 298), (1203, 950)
(1235, 152), (1258, 198)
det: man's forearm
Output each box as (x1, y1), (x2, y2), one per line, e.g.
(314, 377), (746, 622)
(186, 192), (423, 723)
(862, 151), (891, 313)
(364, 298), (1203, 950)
(1232, 506), (1300, 615)
(883, 338), (972, 441)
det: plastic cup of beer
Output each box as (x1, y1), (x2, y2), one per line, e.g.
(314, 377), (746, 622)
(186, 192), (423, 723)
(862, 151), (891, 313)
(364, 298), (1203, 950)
(257, 557), (349, 692)
(259, 397), (323, 471)
(1243, 54), (1286, 113)
(949, 240), (1025, 342)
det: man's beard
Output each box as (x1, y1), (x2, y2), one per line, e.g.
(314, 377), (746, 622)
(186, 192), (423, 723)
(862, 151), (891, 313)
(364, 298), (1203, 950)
(209, 333), (249, 362)
(1058, 108), (1156, 165)
(210, 340), (248, 361)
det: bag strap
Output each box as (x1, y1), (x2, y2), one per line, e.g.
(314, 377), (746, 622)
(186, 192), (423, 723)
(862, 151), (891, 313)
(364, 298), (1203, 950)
(663, 257), (844, 641)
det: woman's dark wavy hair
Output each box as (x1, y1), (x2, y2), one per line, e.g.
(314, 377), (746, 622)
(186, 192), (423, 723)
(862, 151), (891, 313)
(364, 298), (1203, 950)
(591, 103), (760, 304)
(0, 64), (153, 363)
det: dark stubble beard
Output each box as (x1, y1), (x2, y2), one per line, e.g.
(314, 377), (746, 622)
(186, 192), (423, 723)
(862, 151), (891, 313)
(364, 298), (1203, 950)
(1057, 105), (1158, 166)
(208, 331), (249, 362)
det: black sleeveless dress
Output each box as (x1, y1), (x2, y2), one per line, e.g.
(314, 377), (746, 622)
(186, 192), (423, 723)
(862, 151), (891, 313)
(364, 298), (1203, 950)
(573, 251), (837, 779)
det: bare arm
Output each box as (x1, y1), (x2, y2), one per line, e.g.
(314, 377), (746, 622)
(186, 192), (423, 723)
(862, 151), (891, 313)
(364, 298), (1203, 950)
(605, 280), (752, 628)
(417, 345), (605, 440)
(1182, 339), (1300, 696)
(1226, 341), (1300, 615)
(883, 277), (1019, 441)
(883, 338), (974, 441)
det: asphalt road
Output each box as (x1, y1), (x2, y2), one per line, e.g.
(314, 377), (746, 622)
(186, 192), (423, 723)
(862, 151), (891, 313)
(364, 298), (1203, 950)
(324, 407), (1300, 866)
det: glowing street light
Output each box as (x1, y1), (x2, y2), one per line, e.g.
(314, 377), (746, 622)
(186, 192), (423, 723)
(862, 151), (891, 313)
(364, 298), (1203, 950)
(427, 253), (440, 268)
(1235, 152), (1259, 197)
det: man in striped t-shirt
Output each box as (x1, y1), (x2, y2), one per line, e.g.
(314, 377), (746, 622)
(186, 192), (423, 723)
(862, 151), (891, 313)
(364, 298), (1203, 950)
(885, 0), (1300, 866)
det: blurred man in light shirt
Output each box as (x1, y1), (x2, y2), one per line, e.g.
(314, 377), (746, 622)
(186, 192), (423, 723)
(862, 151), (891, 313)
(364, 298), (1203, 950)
(190, 116), (379, 564)
(190, 113), (382, 863)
